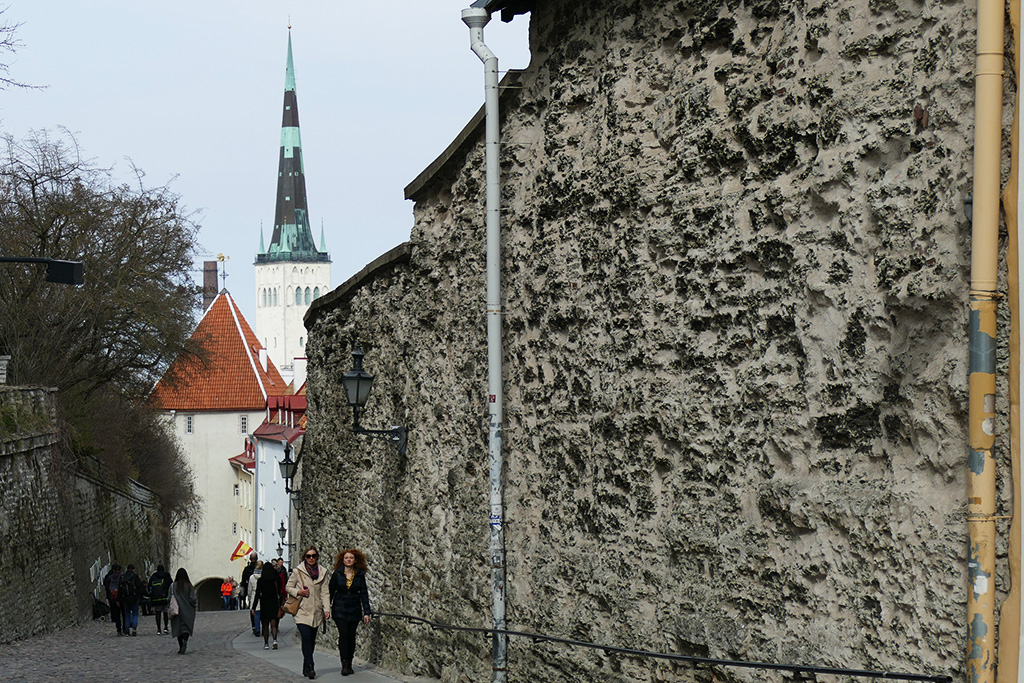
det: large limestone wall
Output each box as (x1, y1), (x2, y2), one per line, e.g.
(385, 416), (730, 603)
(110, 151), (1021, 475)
(303, 1), (996, 681)
(0, 386), (165, 643)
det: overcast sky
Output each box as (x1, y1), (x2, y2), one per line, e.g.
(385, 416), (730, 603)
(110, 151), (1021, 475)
(0, 1), (530, 322)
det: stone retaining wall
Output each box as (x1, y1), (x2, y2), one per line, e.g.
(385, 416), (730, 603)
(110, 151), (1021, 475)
(0, 386), (165, 643)
(302, 2), (994, 681)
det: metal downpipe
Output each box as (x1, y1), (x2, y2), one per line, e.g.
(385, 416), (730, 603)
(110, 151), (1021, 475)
(462, 7), (508, 683)
(969, 1), (1004, 682)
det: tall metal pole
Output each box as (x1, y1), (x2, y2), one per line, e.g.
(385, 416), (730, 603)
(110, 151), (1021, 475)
(462, 7), (507, 682)
(968, 2), (1004, 682)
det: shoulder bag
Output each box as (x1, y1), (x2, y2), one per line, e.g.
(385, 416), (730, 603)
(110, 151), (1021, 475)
(280, 593), (302, 618)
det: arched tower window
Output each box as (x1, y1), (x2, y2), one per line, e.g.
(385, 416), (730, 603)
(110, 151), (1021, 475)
(304, 287), (311, 305)
(295, 288), (302, 305)
(313, 287), (320, 300)
(273, 289), (279, 306)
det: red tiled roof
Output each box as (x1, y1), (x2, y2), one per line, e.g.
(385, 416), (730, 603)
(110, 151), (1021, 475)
(150, 291), (286, 411)
(229, 452), (255, 470)
(253, 422), (303, 444)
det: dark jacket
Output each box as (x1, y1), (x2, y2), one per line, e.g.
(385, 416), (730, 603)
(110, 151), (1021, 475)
(329, 569), (372, 623)
(103, 569), (122, 603)
(118, 570), (144, 605)
(148, 570), (172, 607)
(241, 560), (257, 593)
(251, 570), (281, 616)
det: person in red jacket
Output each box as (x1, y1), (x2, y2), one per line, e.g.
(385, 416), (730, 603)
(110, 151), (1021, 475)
(220, 578), (233, 610)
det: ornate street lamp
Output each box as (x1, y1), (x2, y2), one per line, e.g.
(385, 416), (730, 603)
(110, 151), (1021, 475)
(341, 342), (407, 455)
(278, 521), (296, 552)
(279, 441), (298, 493)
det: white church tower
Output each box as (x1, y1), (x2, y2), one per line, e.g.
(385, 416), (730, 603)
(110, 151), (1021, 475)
(255, 30), (331, 374)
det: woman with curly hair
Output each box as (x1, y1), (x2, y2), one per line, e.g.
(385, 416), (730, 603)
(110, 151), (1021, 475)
(329, 548), (373, 676)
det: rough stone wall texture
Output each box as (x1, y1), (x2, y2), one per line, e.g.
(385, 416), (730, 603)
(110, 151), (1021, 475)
(303, 1), (1001, 682)
(0, 386), (165, 644)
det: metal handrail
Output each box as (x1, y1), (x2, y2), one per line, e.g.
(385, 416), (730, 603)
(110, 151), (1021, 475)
(372, 611), (952, 683)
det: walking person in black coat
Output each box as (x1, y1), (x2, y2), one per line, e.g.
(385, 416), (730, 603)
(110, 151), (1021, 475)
(148, 564), (173, 634)
(329, 549), (373, 677)
(102, 564), (124, 636)
(251, 563), (282, 650)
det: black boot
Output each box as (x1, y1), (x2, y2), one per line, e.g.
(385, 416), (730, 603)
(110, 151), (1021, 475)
(342, 660), (354, 676)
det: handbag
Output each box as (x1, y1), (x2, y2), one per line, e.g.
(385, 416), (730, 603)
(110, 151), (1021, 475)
(168, 593), (179, 618)
(281, 594), (302, 617)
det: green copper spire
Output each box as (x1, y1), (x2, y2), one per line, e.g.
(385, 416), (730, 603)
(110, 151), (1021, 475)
(285, 31), (296, 93)
(255, 30), (329, 266)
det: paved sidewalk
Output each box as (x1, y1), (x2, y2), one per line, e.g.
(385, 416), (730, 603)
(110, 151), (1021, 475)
(0, 610), (431, 682)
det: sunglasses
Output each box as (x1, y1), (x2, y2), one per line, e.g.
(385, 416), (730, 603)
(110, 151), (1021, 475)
(305, 554), (318, 559)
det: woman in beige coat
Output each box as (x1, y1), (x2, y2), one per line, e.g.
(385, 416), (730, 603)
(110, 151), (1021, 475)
(287, 545), (331, 679)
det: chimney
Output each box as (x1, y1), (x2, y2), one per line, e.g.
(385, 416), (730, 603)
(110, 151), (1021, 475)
(203, 261), (218, 311)
(293, 357), (307, 391)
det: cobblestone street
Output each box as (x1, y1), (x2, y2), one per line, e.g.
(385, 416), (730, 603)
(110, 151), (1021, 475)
(0, 610), (426, 682)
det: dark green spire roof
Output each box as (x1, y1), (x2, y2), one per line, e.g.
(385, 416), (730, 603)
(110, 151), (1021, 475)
(256, 31), (329, 265)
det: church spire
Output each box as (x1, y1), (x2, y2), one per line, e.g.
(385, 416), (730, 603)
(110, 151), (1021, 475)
(256, 30), (329, 265)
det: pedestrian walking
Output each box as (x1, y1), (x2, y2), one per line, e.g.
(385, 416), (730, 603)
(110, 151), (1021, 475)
(118, 563), (144, 637)
(248, 561), (263, 636)
(329, 549), (373, 676)
(230, 578), (240, 609)
(240, 552), (258, 608)
(148, 564), (173, 634)
(220, 577), (233, 610)
(287, 545), (330, 679)
(251, 561), (282, 650)
(170, 568), (198, 654)
(276, 558), (288, 598)
(102, 563), (124, 636)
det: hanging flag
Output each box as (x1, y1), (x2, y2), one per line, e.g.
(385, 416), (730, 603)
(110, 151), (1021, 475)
(230, 541), (253, 561)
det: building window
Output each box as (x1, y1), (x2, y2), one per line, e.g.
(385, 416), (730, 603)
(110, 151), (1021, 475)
(185, 415), (194, 434)
(240, 415), (248, 434)
(299, 337), (304, 348)
(295, 288), (302, 305)
(259, 484), (265, 510)
(313, 287), (320, 300)
(304, 287), (311, 305)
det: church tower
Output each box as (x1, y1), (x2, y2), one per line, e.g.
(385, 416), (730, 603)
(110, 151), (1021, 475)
(255, 30), (331, 373)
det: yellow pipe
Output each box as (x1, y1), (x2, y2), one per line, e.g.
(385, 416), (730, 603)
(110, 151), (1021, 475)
(969, 1), (1004, 682)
